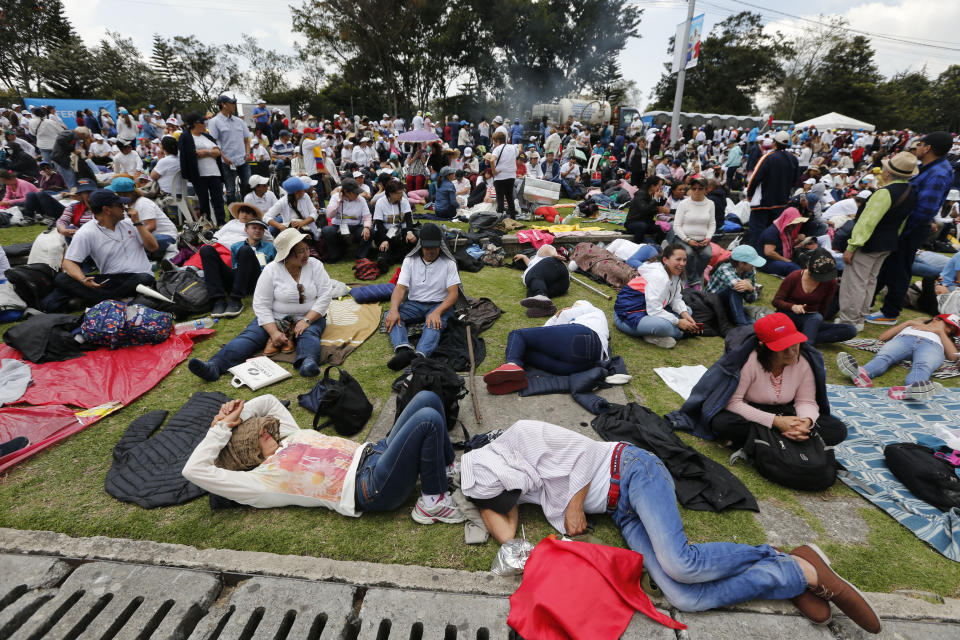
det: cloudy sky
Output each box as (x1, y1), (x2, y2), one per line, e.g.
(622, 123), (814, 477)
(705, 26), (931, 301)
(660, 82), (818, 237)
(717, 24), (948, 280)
(63, 0), (960, 110)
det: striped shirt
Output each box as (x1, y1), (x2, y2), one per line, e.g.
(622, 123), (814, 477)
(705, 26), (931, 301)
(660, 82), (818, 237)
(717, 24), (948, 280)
(460, 421), (617, 533)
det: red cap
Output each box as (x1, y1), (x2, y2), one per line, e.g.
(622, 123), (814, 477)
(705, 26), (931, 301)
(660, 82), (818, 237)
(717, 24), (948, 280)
(937, 314), (960, 333)
(754, 312), (807, 351)
(303, 127), (318, 134)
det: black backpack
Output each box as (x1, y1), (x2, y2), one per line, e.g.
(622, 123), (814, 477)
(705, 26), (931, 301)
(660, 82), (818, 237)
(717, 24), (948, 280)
(392, 356), (468, 436)
(885, 443), (960, 512)
(732, 423), (836, 491)
(6, 263), (55, 309)
(314, 366), (373, 436)
(132, 268), (212, 319)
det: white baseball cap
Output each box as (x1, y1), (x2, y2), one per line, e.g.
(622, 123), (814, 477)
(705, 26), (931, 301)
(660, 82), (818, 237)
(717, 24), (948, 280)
(857, 190), (872, 199)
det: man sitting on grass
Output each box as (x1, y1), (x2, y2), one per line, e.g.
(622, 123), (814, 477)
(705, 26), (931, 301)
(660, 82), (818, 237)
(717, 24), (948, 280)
(385, 223), (461, 371)
(460, 420), (882, 634)
(182, 391), (465, 524)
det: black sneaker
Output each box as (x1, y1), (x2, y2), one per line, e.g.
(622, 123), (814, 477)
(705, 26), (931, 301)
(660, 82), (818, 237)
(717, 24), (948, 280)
(388, 346), (416, 371)
(210, 299), (227, 318)
(223, 297), (244, 317)
(188, 358), (221, 381)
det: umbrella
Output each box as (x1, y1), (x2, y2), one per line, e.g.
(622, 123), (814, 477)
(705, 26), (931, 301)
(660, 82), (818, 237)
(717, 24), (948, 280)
(397, 129), (440, 143)
(574, 149), (586, 161)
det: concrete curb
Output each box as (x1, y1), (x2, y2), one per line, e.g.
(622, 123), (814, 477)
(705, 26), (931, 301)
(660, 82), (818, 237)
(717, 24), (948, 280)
(2, 527), (959, 623)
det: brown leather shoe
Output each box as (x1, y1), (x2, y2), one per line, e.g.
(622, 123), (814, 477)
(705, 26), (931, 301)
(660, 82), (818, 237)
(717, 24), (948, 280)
(775, 547), (831, 624)
(281, 339), (296, 354)
(263, 341), (280, 356)
(790, 544), (881, 634)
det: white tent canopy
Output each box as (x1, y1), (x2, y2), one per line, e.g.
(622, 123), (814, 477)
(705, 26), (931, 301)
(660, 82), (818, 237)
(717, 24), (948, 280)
(793, 112), (876, 132)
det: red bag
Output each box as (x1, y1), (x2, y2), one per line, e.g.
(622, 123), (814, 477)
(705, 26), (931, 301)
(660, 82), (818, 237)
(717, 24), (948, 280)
(353, 258), (380, 281)
(535, 206), (560, 223)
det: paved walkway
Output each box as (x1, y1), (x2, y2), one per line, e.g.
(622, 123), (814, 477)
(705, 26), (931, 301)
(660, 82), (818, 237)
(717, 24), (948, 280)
(1, 529), (959, 639)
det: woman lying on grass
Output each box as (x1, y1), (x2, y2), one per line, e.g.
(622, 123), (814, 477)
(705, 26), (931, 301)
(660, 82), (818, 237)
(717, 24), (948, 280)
(182, 391), (466, 525)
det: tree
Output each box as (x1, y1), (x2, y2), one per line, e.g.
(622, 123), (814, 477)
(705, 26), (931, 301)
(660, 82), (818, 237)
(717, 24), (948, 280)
(931, 65), (960, 132)
(769, 15), (846, 121)
(227, 36), (296, 101)
(484, 0), (642, 112)
(35, 32), (99, 98)
(876, 70), (935, 132)
(153, 35), (240, 111)
(0, 0), (73, 94)
(792, 35), (883, 125)
(651, 12), (790, 115)
(92, 32), (158, 108)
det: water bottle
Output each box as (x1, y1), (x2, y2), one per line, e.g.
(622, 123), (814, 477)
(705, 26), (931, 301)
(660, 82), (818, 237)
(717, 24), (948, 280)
(174, 317), (218, 334)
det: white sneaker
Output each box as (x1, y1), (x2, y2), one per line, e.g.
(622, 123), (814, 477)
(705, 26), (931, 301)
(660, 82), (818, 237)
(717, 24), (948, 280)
(643, 335), (677, 349)
(411, 494), (466, 525)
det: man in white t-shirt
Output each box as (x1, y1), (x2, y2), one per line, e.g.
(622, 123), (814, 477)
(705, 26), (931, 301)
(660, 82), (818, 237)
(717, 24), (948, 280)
(108, 176), (178, 256)
(88, 134), (113, 165)
(112, 141), (144, 175)
(385, 223), (461, 371)
(43, 189), (158, 311)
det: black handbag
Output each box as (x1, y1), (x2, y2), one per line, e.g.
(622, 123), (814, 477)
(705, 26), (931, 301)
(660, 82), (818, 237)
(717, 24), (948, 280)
(313, 366), (372, 436)
(733, 423), (836, 491)
(885, 443), (960, 512)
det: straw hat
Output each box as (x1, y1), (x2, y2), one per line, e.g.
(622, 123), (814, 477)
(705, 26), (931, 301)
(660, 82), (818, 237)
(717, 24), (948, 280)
(274, 227), (310, 261)
(228, 201), (263, 219)
(881, 151), (919, 180)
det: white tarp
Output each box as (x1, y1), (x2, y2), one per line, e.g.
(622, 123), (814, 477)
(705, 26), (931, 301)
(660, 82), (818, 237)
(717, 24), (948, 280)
(793, 112), (876, 132)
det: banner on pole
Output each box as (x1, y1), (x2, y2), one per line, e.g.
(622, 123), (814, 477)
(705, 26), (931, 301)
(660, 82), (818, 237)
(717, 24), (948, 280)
(23, 98), (117, 130)
(671, 13), (705, 74)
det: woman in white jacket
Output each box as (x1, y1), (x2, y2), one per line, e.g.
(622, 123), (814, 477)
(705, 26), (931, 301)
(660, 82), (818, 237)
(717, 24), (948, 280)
(181, 391), (466, 524)
(613, 244), (698, 349)
(671, 178), (715, 287)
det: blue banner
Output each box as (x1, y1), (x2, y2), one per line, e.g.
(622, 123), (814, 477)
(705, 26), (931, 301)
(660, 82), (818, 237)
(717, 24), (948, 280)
(22, 98), (117, 130)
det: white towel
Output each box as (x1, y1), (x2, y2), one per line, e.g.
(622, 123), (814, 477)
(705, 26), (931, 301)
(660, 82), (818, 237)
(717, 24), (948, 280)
(653, 365), (708, 400)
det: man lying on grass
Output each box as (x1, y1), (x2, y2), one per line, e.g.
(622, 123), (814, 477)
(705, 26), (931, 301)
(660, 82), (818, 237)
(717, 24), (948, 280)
(460, 420), (882, 635)
(182, 391), (465, 524)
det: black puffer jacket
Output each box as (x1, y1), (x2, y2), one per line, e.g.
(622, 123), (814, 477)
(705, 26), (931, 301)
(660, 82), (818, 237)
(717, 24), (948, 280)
(105, 391), (229, 508)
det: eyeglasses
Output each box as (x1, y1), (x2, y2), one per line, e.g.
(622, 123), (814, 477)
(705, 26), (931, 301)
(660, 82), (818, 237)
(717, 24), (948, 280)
(297, 284), (305, 304)
(689, 186), (704, 191)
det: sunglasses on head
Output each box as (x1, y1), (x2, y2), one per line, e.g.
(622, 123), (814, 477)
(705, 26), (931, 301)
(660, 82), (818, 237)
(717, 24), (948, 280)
(297, 284), (305, 304)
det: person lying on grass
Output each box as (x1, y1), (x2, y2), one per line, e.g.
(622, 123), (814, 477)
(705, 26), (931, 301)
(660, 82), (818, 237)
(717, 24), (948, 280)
(460, 420), (881, 634)
(837, 313), (960, 402)
(182, 391), (466, 524)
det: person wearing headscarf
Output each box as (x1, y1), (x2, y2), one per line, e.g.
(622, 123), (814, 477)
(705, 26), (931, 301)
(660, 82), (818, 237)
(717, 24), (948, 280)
(758, 207), (808, 276)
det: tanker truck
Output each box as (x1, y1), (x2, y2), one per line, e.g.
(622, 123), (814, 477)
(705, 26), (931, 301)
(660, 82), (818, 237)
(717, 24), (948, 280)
(531, 97), (640, 131)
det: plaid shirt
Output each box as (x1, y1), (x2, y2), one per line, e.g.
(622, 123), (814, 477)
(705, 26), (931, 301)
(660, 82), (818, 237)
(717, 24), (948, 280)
(907, 155), (955, 229)
(705, 262), (758, 303)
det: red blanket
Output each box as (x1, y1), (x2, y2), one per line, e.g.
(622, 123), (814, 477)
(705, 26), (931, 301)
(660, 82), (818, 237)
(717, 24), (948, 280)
(508, 537), (685, 639)
(0, 329), (213, 473)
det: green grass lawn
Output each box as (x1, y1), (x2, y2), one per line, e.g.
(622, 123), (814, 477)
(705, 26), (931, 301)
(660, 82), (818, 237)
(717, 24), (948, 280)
(1, 211), (959, 597)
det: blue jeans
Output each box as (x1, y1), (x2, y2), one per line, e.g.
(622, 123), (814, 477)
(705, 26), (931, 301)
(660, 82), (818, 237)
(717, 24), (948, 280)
(39, 148), (52, 164)
(715, 287), (750, 326)
(54, 162), (76, 189)
(389, 300), (453, 357)
(504, 324), (602, 375)
(783, 311), (857, 345)
(913, 251), (950, 278)
(614, 314), (683, 339)
(221, 162), (251, 204)
(154, 234), (176, 254)
(759, 259), (801, 277)
(209, 316), (327, 371)
(354, 391), (454, 511)
(613, 446), (806, 611)
(625, 244), (659, 268)
(862, 333), (945, 385)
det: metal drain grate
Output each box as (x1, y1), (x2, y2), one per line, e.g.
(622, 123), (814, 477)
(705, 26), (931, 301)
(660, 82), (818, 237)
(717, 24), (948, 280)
(356, 587), (512, 639)
(1, 560), (220, 640)
(186, 576), (356, 640)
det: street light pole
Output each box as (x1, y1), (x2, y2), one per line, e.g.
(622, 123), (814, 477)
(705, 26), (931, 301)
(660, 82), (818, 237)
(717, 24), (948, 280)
(670, 0), (697, 145)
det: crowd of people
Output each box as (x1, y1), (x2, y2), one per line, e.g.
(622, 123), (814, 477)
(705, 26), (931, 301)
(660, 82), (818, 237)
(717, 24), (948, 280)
(3, 96), (959, 636)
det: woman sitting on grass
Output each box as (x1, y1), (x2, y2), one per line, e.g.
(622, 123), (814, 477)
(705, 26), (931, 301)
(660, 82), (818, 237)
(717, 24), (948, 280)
(837, 313), (960, 402)
(182, 391), (465, 524)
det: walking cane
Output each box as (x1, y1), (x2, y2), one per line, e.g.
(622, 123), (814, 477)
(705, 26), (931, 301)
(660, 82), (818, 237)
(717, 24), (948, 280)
(461, 312), (483, 425)
(570, 274), (613, 300)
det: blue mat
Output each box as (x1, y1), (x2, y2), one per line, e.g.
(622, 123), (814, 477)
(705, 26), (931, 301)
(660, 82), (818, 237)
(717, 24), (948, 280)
(828, 384), (960, 562)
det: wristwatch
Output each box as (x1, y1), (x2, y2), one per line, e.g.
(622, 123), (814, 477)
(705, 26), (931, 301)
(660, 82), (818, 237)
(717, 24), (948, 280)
(302, 317), (312, 325)
(133, 221), (144, 227)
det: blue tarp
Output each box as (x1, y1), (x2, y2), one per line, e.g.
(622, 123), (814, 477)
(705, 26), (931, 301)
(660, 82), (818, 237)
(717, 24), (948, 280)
(23, 98), (117, 130)
(829, 384), (960, 563)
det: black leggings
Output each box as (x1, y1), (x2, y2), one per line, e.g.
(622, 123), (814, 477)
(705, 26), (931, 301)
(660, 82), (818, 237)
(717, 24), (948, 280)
(22, 191), (65, 221)
(494, 178), (516, 217)
(710, 404), (847, 449)
(525, 257), (569, 298)
(199, 244), (262, 299)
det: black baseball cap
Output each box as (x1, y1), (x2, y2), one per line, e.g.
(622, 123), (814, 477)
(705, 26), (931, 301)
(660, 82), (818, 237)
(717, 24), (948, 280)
(72, 178), (97, 194)
(419, 223), (443, 248)
(340, 178), (361, 195)
(807, 247), (838, 282)
(89, 189), (130, 210)
(921, 131), (952, 156)
(216, 95), (237, 106)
